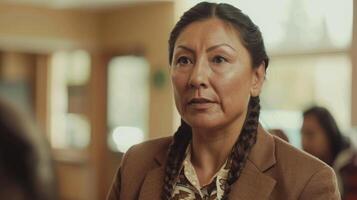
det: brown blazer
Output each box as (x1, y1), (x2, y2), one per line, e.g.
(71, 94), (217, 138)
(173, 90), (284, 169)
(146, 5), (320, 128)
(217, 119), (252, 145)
(107, 126), (340, 200)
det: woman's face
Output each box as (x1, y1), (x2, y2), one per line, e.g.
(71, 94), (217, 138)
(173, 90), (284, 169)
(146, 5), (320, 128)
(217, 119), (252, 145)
(301, 114), (331, 161)
(170, 18), (265, 131)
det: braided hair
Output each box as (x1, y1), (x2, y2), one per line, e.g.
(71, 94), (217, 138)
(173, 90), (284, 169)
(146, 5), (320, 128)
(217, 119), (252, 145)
(221, 96), (260, 199)
(162, 119), (192, 199)
(163, 2), (269, 199)
(162, 96), (261, 199)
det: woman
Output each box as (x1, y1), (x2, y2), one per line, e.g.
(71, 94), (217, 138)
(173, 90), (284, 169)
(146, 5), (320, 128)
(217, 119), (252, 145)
(108, 2), (340, 199)
(302, 106), (357, 199)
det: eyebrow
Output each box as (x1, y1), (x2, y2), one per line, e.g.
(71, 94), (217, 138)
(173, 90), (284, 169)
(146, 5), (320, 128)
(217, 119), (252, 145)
(176, 43), (237, 54)
(207, 43), (237, 52)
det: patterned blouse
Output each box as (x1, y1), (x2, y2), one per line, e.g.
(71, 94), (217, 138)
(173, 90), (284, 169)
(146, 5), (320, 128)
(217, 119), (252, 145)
(172, 145), (231, 200)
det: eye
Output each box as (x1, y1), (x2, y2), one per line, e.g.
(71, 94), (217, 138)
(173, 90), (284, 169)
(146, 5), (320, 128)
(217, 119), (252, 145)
(212, 56), (227, 64)
(176, 56), (193, 65)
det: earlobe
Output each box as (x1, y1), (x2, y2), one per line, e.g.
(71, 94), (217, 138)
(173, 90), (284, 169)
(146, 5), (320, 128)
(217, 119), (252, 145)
(250, 63), (266, 97)
(250, 86), (260, 97)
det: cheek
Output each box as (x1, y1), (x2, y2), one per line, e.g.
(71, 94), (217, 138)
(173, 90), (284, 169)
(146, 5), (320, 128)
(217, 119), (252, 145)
(302, 136), (313, 151)
(316, 133), (330, 151)
(216, 70), (252, 108)
(303, 133), (327, 155)
(171, 71), (187, 91)
(171, 72), (187, 111)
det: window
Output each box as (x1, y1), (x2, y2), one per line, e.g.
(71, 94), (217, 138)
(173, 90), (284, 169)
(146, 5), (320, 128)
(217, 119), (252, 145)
(50, 50), (91, 149)
(180, 0), (352, 53)
(107, 56), (150, 153)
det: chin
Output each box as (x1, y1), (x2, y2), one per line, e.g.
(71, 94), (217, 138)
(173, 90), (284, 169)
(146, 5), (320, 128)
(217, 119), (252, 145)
(185, 116), (221, 130)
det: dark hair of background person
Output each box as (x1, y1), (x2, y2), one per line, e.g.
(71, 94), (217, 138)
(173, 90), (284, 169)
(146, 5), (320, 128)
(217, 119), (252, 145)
(163, 2), (269, 199)
(0, 97), (58, 200)
(269, 129), (290, 143)
(303, 106), (350, 165)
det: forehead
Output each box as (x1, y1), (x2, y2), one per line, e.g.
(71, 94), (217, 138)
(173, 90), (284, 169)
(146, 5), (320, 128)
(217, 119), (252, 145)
(175, 18), (244, 49)
(303, 114), (321, 127)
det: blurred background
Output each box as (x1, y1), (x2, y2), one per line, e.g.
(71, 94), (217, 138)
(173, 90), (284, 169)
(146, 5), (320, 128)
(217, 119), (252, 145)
(0, 0), (356, 199)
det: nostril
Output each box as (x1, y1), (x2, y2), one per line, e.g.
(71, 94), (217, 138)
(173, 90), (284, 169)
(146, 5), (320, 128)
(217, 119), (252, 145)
(188, 67), (209, 89)
(189, 82), (207, 89)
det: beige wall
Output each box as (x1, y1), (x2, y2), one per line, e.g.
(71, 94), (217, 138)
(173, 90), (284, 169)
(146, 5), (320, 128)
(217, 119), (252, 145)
(0, 52), (35, 81)
(0, 3), (101, 52)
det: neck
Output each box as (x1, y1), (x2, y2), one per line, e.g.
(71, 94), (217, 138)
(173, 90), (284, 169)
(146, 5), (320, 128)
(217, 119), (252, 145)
(190, 109), (248, 186)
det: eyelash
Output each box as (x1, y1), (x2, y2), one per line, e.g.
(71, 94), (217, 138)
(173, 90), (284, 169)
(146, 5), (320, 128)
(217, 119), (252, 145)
(176, 56), (193, 65)
(175, 55), (228, 66)
(212, 56), (228, 64)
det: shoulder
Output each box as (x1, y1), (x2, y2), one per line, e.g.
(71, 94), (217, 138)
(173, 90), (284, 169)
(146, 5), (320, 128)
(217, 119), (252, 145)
(273, 136), (328, 171)
(271, 136), (340, 199)
(107, 136), (172, 200)
(124, 136), (172, 165)
(131, 136), (172, 153)
(120, 136), (172, 176)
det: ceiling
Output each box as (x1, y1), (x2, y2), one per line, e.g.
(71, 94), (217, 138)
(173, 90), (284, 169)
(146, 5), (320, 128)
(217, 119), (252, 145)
(0, 0), (174, 9)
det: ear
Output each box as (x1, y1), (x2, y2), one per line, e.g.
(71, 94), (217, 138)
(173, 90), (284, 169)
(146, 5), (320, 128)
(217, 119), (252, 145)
(250, 62), (266, 97)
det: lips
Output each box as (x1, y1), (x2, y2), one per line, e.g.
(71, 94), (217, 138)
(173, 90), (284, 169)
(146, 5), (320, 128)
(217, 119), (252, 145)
(187, 97), (216, 110)
(188, 98), (215, 104)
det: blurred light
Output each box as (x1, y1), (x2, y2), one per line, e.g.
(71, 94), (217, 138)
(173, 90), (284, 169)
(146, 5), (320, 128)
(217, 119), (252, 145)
(67, 50), (91, 86)
(260, 110), (303, 148)
(111, 126), (144, 153)
(260, 110), (303, 130)
(50, 50), (91, 149)
(66, 113), (91, 148)
(180, 0), (353, 53)
(107, 55), (149, 152)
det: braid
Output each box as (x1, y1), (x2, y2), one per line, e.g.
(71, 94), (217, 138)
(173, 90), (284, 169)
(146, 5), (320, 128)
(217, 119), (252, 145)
(162, 120), (192, 200)
(162, 96), (261, 199)
(221, 96), (261, 200)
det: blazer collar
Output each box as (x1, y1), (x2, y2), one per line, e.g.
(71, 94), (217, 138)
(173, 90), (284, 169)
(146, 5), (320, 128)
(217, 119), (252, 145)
(248, 124), (276, 172)
(228, 125), (277, 199)
(139, 124), (277, 199)
(139, 165), (165, 200)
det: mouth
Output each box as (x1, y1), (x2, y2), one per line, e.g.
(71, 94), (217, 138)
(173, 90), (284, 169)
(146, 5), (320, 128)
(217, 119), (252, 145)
(188, 98), (215, 105)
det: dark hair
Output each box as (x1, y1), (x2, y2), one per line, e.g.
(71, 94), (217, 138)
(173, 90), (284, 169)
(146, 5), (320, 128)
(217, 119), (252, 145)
(163, 2), (268, 199)
(303, 106), (349, 164)
(269, 129), (290, 142)
(163, 97), (260, 200)
(0, 98), (58, 200)
(168, 2), (269, 69)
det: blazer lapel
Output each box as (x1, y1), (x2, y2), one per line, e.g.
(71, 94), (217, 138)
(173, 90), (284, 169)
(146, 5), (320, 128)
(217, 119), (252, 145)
(138, 147), (167, 200)
(228, 160), (276, 199)
(138, 165), (165, 200)
(229, 124), (277, 199)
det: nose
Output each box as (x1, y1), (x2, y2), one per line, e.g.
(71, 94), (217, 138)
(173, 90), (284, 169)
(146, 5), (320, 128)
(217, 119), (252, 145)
(188, 58), (209, 89)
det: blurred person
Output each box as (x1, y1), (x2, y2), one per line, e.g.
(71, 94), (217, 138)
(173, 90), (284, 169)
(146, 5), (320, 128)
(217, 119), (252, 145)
(0, 97), (58, 200)
(302, 106), (357, 199)
(269, 129), (290, 142)
(108, 2), (340, 199)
